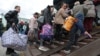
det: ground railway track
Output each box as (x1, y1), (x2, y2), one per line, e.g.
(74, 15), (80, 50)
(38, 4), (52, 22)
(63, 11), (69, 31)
(21, 27), (100, 56)
(38, 31), (100, 56)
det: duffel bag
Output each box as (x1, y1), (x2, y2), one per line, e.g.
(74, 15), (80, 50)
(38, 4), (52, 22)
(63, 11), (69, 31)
(1, 28), (28, 51)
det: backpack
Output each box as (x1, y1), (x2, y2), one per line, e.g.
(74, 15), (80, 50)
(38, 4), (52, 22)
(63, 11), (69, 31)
(40, 24), (53, 40)
(41, 24), (53, 35)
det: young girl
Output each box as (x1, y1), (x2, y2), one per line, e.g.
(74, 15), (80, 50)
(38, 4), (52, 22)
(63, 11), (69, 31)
(39, 23), (53, 51)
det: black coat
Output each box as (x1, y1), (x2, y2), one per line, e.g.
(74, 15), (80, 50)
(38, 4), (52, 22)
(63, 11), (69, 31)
(43, 6), (53, 25)
(5, 10), (19, 25)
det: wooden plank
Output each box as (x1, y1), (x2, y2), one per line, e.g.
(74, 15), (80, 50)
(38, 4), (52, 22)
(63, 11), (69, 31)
(23, 47), (32, 56)
(67, 39), (100, 56)
(78, 31), (100, 41)
(82, 39), (95, 43)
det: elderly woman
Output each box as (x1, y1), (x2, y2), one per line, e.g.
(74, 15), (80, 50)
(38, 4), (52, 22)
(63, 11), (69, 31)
(54, 2), (68, 42)
(84, 0), (96, 33)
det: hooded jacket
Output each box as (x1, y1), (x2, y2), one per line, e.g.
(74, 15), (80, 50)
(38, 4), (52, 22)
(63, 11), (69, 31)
(84, 0), (96, 17)
(43, 6), (53, 25)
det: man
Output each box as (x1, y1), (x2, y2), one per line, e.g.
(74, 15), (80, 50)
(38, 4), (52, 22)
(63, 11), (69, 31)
(84, 0), (96, 33)
(43, 5), (54, 25)
(5, 5), (20, 56)
(54, 2), (68, 42)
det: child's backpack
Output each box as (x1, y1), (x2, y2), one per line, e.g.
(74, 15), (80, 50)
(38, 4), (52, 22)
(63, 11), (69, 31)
(40, 23), (53, 40)
(41, 23), (53, 35)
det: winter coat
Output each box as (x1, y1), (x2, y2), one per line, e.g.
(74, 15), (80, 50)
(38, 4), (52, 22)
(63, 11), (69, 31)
(54, 8), (68, 24)
(72, 4), (88, 21)
(84, 0), (96, 17)
(5, 10), (19, 25)
(43, 6), (53, 25)
(73, 4), (84, 17)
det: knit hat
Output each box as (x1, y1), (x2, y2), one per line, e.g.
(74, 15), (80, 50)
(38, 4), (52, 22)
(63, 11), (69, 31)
(74, 1), (80, 6)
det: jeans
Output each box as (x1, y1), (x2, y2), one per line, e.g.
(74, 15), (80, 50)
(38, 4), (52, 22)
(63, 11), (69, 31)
(75, 13), (85, 34)
(65, 25), (79, 50)
(75, 19), (85, 34)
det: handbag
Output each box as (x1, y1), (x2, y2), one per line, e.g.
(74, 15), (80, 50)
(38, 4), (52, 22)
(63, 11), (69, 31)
(62, 16), (76, 31)
(1, 27), (28, 51)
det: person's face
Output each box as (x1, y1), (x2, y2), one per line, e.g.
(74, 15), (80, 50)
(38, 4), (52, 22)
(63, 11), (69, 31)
(34, 14), (38, 18)
(50, 7), (54, 13)
(16, 7), (20, 13)
(62, 3), (67, 9)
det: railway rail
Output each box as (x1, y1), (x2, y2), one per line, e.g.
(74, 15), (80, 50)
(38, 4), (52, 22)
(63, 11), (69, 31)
(20, 27), (100, 56)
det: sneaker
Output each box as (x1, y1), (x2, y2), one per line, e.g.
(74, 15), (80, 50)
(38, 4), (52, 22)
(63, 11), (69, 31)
(59, 42), (65, 45)
(72, 45), (80, 49)
(51, 44), (58, 48)
(84, 31), (92, 38)
(11, 52), (19, 56)
(28, 41), (33, 46)
(6, 55), (11, 56)
(6, 52), (11, 55)
(39, 46), (49, 51)
(54, 41), (65, 45)
(33, 42), (37, 45)
(62, 50), (71, 54)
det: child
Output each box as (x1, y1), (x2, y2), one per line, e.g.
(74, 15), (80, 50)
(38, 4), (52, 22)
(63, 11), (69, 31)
(29, 12), (39, 46)
(39, 23), (53, 51)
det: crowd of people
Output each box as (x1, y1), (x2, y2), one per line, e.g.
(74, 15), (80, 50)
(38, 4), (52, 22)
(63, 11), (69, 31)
(0, 0), (99, 56)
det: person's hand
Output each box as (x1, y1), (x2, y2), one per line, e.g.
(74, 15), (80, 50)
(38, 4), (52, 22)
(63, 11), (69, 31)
(12, 23), (15, 26)
(74, 18), (78, 22)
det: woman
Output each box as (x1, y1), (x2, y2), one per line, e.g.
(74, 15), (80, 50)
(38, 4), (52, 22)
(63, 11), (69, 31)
(54, 2), (68, 41)
(84, 0), (96, 33)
